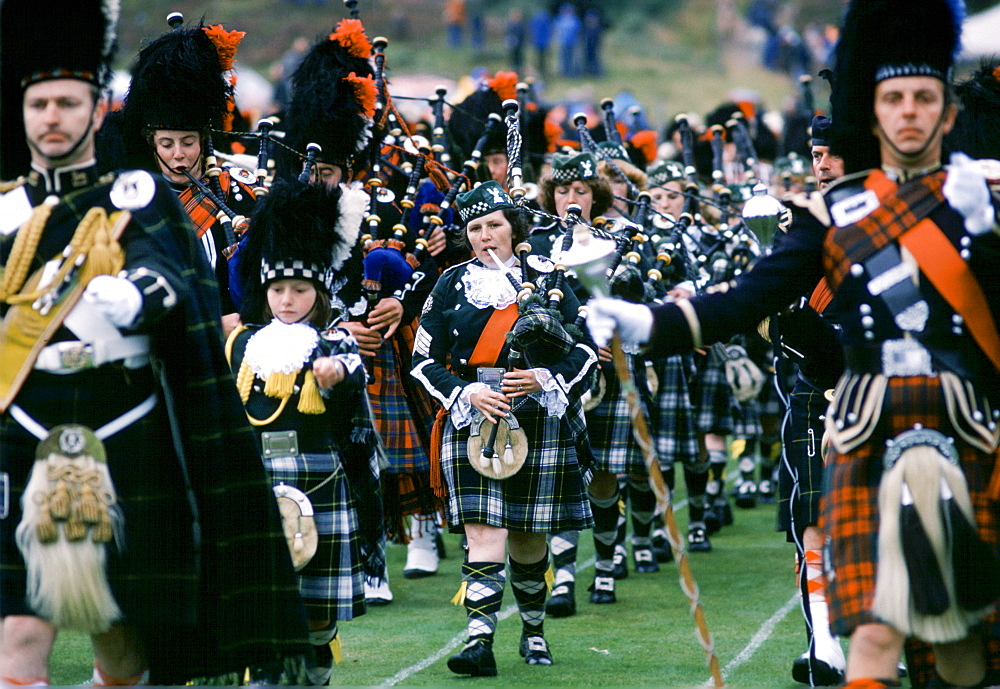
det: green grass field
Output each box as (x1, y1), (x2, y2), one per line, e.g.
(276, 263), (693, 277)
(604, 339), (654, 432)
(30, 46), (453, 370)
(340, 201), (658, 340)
(48, 462), (841, 687)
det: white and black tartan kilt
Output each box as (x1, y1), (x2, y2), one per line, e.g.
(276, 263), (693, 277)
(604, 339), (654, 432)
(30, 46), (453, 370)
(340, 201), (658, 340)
(689, 354), (737, 435)
(585, 355), (651, 474)
(263, 451), (365, 622)
(441, 400), (593, 533)
(655, 355), (700, 467)
(732, 397), (763, 439)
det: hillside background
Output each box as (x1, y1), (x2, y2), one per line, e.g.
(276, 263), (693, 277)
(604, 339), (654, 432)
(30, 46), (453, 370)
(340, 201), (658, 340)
(115, 0), (1000, 133)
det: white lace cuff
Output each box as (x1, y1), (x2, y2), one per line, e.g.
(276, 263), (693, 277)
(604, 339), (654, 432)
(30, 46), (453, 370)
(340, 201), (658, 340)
(451, 382), (488, 429)
(530, 368), (568, 417)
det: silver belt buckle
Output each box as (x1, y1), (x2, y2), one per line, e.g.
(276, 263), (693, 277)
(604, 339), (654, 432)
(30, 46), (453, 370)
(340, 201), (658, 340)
(261, 430), (299, 458)
(881, 338), (933, 377)
(57, 342), (95, 371)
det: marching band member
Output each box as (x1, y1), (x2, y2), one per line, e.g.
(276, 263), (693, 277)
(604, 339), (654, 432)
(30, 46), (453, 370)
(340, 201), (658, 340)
(0, 1), (309, 683)
(411, 181), (597, 676)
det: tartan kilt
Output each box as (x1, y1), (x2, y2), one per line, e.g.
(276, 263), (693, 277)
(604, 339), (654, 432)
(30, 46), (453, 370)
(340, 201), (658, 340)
(0, 368), (200, 627)
(777, 378), (827, 536)
(731, 396), (762, 439)
(586, 356), (650, 474)
(821, 374), (1000, 637)
(655, 355), (700, 467)
(263, 451), (365, 622)
(689, 353), (736, 435)
(441, 399), (593, 533)
(367, 339), (432, 474)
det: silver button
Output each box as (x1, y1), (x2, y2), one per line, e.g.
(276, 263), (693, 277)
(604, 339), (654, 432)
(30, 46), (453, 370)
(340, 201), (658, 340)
(850, 263), (864, 277)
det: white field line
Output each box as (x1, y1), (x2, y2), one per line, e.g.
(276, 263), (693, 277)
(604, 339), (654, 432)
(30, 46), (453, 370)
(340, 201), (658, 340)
(702, 592), (799, 687)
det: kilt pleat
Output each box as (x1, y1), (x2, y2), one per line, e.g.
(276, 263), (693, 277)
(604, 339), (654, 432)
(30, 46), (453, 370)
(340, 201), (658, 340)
(586, 356), (649, 474)
(264, 451), (365, 621)
(655, 355), (700, 467)
(689, 355), (737, 435)
(821, 375), (1000, 637)
(367, 340), (432, 474)
(441, 400), (592, 533)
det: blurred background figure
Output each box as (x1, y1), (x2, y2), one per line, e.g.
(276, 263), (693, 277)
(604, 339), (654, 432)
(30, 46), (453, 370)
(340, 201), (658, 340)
(529, 7), (553, 79)
(506, 9), (526, 73)
(445, 0), (467, 49)
(553, 3), (581, 78)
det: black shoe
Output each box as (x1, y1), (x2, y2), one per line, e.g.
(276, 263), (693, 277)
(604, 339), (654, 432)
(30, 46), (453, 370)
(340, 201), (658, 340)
(588, 575), (617, 604)
(735, 480), (758, 509)
(651, 529), (673, 563)
(546, 582), (576, 617)
(448, 638), (497, 677)
(688, 525), (713, 552)
(519, 633), (553, 666)
(718, 499), (734, 526)
(633, 547), (660, 573)
(758, 479), (776, 504)
(704, 503), (723, 534)
(791, 655), (844, 687)
(611, 544), (629, 580)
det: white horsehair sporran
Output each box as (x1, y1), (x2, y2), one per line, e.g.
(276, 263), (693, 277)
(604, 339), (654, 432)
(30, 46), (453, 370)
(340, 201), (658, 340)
(467, 411), (529, 480)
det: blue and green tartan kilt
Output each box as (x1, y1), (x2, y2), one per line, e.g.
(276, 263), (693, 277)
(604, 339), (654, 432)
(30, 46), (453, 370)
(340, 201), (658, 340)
(441, 400), (593, 533)
(777, 377), (827, 536)
(689, 353), (736, 435)
(586, 357), (649, 475)
(655, 355), (700, 467)
(367, 340), (431, 474)
(263, 451), (365, 622)
(732, 396), (762, 439)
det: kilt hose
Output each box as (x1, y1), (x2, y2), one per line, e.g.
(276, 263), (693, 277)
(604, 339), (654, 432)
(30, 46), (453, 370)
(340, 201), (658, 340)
(655, 355), (700, 468)
(263, 451), (365, 622)
(586, 355), (654, 475)
(777, 377), (827, 537)
(441, 399), (592, 533)
(689, 352), (737, 436)
(821, 375), (1000, 641)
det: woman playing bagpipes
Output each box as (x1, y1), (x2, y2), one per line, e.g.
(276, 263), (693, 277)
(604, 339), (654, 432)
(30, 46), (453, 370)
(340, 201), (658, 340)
(410, 180), (598, 677)
(225, 179), (384, 686)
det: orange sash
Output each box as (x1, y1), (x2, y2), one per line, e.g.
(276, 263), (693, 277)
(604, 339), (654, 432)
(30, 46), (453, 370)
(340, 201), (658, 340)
(898, 221), (1000, 372)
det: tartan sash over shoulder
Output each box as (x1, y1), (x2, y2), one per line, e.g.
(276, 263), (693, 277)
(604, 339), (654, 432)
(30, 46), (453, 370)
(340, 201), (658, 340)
(177, 168), (235, 238)
(823, 169), (946, 291)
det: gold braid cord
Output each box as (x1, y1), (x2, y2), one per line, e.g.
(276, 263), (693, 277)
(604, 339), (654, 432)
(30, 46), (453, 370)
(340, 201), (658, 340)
(0, 202), (53, 302)
(610, 336), (725, 687)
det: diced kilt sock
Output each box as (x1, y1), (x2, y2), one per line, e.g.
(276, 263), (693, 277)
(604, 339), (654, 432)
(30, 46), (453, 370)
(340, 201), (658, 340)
(627, 476), (656, 547)
(368, 336), (440, 536)
(690, 351), (736, 436)
(463, 562), (507, 640)
(778, 376), (827, 539)
(440, 400), (593, 533)
(264, 451), (366, 622)
(550, 530), (580, 586)
(821, 376), (1000, 651)
(591, 492), (620, 574)
(509, 552), (550, 636)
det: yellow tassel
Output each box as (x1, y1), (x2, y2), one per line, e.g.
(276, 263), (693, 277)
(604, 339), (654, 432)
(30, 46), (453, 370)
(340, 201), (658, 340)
(77, 208), (125, 285)
(297, 369), (326, 415)
(64, 517), (87, 542)
(236, 361), (255, 404)
(92, 514), (113, 544)
(49, 480), (71, 521)
(451, 580), (468, 606)
(729, 438), (746, 459)
(36, 505), (58, 544)
(545, 566), (555, 591)
(263, 370), (296, 398)
(330, 634), (343, 665)
(78, 483), (101, 524)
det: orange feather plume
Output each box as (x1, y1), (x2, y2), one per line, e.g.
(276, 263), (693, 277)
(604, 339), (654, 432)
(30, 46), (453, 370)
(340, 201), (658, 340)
(344, 72), (377, 119)
(629, 130), (659, 165)
(203, 25), (245, 71)
(488, 71), (519, 102)
(543, 119), (562, 154)
(330, 18), (372, 59)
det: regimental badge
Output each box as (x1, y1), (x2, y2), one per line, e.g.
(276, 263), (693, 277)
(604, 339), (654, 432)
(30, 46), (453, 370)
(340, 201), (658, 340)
(110, 170), (156, 210)
(527, 254), (556, 274)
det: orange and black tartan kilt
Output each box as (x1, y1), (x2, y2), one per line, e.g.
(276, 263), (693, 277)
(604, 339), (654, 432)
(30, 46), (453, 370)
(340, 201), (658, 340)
(821, 375), (1000, 638)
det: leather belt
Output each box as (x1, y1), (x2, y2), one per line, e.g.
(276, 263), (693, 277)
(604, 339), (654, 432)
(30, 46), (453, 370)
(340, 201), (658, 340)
(844, 338), (935, 377)
(34, 336), (150, 374)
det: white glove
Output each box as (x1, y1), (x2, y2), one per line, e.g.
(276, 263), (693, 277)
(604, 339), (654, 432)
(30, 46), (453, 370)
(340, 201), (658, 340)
(586, 297), (653, 349)
(83, 275), (143, 328)
(944, 152), (995, 236)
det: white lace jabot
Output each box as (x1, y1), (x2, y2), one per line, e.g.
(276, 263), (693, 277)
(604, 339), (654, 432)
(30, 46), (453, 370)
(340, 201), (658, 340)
(243, 319), (319, 379)
(461, 260), (521, 310)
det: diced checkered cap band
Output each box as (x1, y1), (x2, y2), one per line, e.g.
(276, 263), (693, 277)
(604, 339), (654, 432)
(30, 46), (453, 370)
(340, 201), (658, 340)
(261, 259), (325, 284)
(550, 162), (596, 182)
(875, 63), (946, 83)
(459, 201), (495, 224)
